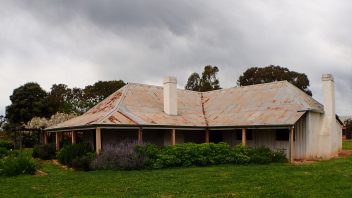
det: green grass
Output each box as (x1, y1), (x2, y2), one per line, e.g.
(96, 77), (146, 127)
(343, 140), (352, 150)
(1, 156), (352, 197)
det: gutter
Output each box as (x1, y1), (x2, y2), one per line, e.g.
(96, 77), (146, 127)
(45, 123), (294, 132)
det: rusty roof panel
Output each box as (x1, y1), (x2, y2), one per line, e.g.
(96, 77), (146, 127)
(46, 85), (128, 129)
(202, 81), (320, 126)
(47, 80), (323, 131)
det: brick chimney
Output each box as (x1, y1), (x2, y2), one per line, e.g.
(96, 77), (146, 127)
(163, 76), (177, 115)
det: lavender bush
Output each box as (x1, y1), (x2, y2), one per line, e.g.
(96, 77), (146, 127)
(91, 140), (147, 170)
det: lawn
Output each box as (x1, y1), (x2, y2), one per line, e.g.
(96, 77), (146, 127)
(343, 140), (352, 150)
(0, 155), (352, 197)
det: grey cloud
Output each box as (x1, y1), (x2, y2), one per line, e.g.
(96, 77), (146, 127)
(0, 0), (351, 116)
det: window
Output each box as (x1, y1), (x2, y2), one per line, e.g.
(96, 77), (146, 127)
(276, 129), (289, 141)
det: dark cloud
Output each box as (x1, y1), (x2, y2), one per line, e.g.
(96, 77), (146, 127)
(0, 0), (351, 116)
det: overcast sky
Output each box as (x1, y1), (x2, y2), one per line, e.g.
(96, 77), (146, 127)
(0, 0), (351, 116)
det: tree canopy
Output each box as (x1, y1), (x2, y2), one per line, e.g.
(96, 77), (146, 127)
(47, 80), (126, 115)
(25, 112), (77, 130)
(185, 73), (201, 91)
(0, 115), (6, 131)
(185, 65), (221, 92)
(6, 82), (51, 126)
(237, 65), (312, 96)
(6, 80), (126, 128)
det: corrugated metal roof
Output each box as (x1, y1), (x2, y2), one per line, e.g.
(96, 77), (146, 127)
(46, 81), (324, 131)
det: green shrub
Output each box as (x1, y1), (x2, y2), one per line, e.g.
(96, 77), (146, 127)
(71, 153), (96, 171)
(0, 140), (14, 150)
(231, 153), (251, 164)
(143, 143), (287, 169)
(32, 144), (56, 160)
(0, 153), (36, 176)
(84, 142), (288, 170)
(0, 149), (20, 159)
(248, 147), (273, 164)
(145, 142), (236, 169)
(0, 147), (8, 158)
(56, 143), (94, 167)
(21, 135), (36, 148)
(271, 149), (288, 163)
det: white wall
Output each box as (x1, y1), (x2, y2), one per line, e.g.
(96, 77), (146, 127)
(303, 111), (342, 160)
(248, 129), (289, 157)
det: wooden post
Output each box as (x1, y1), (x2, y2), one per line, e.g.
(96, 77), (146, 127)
(171, 129), (176, 145)
(96, 128), (102, 154)
(289, 126), (295, 162)
(44, 132), (48, 144)
(242, 128), (247, 145)
(55, 132), (61, 151)
(71, 131), (77, 144)
(205, 129), (209, 143)
(138, 128), (143, 144)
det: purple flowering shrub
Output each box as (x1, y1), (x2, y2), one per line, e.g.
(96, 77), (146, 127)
(91, 140), (147, 170)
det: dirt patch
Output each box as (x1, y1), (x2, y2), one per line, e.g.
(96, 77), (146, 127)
(292, 160), (316, 165)
(339, 149), (352, 157)
(35, 170), (48, 177)
(52, 159), (70, 170)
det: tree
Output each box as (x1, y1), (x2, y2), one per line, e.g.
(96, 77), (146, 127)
(25, 112), (77, 130)
(24, 112), (77, 145)
(185, 73), (201, 91)
(47, 80), (126, 115)
(185, 65), (221, 92)
(0, 115), (6, 131)
(200, 65), (221, 92)
(237, 65), (312, 96)
(47, 84), (73, 114)
(6, 82), (51, 126)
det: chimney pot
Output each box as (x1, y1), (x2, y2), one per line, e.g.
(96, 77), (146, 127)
(322, 74), (334, 82)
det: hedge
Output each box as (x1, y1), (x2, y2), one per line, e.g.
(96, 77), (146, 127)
(56, 143), (94, 167)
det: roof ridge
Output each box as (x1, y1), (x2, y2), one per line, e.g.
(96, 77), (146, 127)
(95, 84), (132, 124)
(200, 81), (288, 94)
(127, 80), (289, 94)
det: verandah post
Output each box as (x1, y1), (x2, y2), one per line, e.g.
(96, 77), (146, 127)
(71, 131), (77, 144)
(205, 129), (209, 143)
(138, 127), (143, 144)
(96, 128), (101, 154)
(171, 128), (176, 145)
(44, 132), (48, 144)
(55, 132), (61, 151)
(242, 128), (247, 145)
(290, 126), (295, 162)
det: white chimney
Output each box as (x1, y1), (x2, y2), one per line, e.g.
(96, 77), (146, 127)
(322, 74), (336, 124)
(319, 74), (336, 158)
(163, 76), (177, 115)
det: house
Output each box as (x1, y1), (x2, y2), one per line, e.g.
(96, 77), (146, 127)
(340, 116), (352, 139)
(45, 74), (343, 162)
